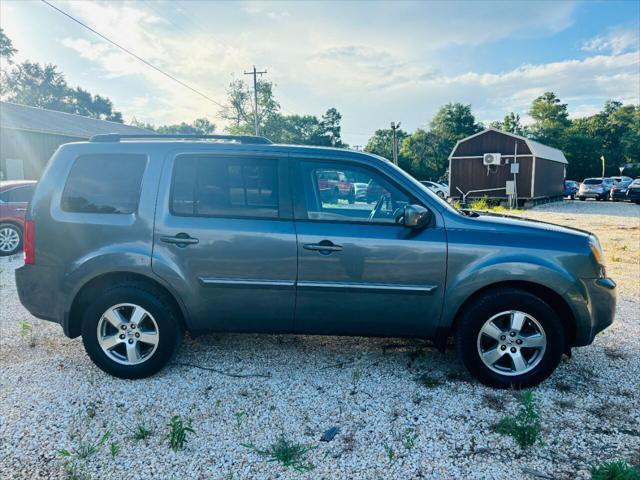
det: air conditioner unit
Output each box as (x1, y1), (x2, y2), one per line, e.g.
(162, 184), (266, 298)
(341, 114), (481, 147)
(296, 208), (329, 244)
(483, 153), (502, 166)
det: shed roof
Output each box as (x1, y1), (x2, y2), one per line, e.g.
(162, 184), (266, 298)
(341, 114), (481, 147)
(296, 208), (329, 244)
(0, 101), (151, 138)
(450, 128), (568, 164)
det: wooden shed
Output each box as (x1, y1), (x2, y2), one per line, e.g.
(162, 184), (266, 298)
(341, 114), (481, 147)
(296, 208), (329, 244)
(448, 128), (567, 203)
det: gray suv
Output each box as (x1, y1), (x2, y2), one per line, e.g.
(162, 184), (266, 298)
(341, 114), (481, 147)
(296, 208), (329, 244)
(16, 134), (616, 388)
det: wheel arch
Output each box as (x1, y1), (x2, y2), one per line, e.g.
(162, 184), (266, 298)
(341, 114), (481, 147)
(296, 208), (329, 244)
(448, 280), (577, 351)
(67, 271), (189, 338)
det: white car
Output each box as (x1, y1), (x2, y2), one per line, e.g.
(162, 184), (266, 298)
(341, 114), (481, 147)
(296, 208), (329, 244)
(420, 181), (448, 198)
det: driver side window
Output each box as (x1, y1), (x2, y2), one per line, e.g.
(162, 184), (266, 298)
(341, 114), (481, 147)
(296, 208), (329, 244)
(299, 161), (410, 224)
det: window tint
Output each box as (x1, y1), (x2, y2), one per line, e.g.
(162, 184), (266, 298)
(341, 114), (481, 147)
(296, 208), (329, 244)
(299, 161), (410, 224)
(61, 154), (147, 214)
(583, 179), (603, 185)
(1, 185), (34, 203)
(171, 156), (279, 218)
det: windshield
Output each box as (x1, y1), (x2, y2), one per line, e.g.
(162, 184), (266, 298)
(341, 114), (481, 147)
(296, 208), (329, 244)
(583, 179), (603, 185)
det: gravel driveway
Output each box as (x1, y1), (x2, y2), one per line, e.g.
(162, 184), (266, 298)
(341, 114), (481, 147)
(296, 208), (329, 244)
(1, 200), (638, 479)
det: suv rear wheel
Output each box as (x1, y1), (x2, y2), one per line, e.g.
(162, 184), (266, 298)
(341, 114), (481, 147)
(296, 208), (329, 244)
(0, 223), (22, 256)
(81, 284), (183, 379)
(455, 288), (564, 388)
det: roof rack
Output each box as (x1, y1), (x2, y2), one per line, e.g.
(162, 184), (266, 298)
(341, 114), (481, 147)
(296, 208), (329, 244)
(89, 133), (273, 144)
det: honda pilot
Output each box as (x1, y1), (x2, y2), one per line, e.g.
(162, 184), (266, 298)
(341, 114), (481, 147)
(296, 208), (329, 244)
(15, 134), (616, 388)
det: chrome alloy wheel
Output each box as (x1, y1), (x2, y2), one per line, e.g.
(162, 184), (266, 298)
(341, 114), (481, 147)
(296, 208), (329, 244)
(0, 226), (20, 253)
(476, 310), (547, 376)
(97, 303), (159, 366)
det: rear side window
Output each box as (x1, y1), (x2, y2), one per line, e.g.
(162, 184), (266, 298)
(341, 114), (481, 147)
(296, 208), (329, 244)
(171, 156), (279, 218)
(583, 179), (602, 185)
(0, 185), (34, 203)
(61, 154), (147, 214)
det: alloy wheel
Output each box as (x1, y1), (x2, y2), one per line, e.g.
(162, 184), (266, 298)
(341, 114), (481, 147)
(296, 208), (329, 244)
(97, 303), (159, 365)
(476, 310), (547, 376)
(0, 226), (20, 253)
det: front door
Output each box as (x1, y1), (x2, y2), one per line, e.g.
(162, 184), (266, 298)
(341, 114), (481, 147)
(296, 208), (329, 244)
(153, 153), (296, 334)
(292, 159), (447, 337)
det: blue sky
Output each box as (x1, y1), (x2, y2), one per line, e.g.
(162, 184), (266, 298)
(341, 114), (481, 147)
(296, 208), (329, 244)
(1, 0), (638, 145)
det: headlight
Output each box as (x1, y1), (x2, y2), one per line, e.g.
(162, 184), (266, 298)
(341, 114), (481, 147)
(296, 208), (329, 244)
(589, 235), (606, 277)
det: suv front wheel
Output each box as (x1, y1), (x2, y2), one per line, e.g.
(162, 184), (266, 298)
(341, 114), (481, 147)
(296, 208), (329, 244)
(81, 284), (184, 379)
(455, 288), (564, 388)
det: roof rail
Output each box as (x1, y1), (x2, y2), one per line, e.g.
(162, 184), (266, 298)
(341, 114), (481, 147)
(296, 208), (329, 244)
(89, 133), (273, 144)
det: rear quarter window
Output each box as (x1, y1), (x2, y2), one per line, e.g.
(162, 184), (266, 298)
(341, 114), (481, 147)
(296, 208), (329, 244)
(61, 154), (147, 214)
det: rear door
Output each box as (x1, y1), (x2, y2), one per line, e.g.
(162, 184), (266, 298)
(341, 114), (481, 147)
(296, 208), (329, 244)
(152, 152), (296, 334)
(292, 157), (447, 338)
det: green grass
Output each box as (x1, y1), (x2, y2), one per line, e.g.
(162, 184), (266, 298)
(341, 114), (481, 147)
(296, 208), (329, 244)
(495, 391), (541, 449)
(167, 415), (195, 451)
(132, 423), (152, 441)
(243, 434), (316, 472)
(591, 461), (640, 480)
(416, 373), (441, 388)
(468, 197), (510, 212)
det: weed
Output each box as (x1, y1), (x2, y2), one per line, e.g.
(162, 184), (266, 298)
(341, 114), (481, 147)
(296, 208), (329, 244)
(604, 347), (626, 360)
(416, 373), (441, 388)
(243, 434), (316, 472)
(384, 443), (396, 462)
(590, 460), (639, 480)
(167, 415), (195, 451)
(109, 442), (119, 459)
(556, 399), (576, 410)
(350, 368), (363, 394)
(58, 430), (111, 478)
(483, 392), (505, 411)
(234, 410), (247, 429)
(400, 427), (418, 450)
(132, 423), (152, 441)
(495, 391), (541, 449)
(18, 320), (35, 346)
(555, 381), (573, 393)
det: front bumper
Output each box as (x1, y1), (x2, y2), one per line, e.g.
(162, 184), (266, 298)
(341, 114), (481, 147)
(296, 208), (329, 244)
(567, 277), (616, 346)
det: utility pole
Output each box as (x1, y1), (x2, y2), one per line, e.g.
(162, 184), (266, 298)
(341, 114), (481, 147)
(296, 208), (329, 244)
(390, 121), (401, 165)
(600, 155), (606, 177)
(244, 65), (267, 136)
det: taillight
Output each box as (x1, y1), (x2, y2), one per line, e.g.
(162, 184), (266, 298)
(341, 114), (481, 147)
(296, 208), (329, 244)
(23, 220), (35, 265)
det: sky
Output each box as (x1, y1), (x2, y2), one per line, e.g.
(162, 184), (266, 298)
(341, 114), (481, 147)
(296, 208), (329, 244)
(1, 0), (638, 146)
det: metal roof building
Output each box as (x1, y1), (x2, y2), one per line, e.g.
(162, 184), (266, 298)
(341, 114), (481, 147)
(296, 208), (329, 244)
(0, 101), (150, 180)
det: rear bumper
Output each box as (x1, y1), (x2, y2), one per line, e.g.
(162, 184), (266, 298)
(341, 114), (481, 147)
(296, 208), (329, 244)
(579, 192), (604, 198)
(15, 264), (66, 330)
(610, 191), (628, 199)
(568, 277), (616, 347)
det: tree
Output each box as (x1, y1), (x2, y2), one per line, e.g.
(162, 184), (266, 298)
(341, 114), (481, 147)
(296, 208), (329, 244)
(529, 92), (570, 146)
(430, 102), (483, 142)
(320, 107), (344, 147)
(131, 118), (216, 134)
(364, 128), (408, 162)
(399, 129), (450, 180)
(490, 112), (526, 136)
(0, 28), (17, 62)
(221, 79), (280, 135)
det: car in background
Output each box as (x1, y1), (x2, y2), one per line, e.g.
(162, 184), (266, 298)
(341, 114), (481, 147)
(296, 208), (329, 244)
(420, 180), (448, 198)
(626, 179), (640, 204)
(563, 180), (579, 200)
(352, 182), (369, 201)
(317, 170), (354, 203)
(0, 180), (37, 256)
(610, 176), (633, 185)
(610, 179), (633, 201)
(578, 178), (613, 201)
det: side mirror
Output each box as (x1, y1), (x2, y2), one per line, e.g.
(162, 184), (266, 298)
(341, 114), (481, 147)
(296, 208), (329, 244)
(403, 204), (431, 229)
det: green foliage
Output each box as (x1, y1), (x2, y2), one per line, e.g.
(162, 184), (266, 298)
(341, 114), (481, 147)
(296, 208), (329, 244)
(400, 427), (418, 450)
(365, 127), (408, 161)
(58, 431), (111, 460)
(132, 423), (152, 441)
(133, 117), (216, 135)
(591, 461), (640, 480)
(490, 112), (526, 136)
(0, 28), (17, 61)
(109, 442), (119, 459)
(18, 320), (32, 340)
(495, 391), (541, 449)
(243, 434), (316, 472)
(384, 443), (396, 462)
(167, 415), (195, 451)
(416, 373), (441, 388)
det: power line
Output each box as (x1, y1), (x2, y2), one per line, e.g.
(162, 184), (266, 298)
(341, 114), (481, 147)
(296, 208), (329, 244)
(40, 0), (225, 108)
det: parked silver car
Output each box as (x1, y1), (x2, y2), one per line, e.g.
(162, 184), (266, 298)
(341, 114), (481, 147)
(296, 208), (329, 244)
(578, 177), (614, 201)
(420, 181), (448, 198)
(15, 134), (616, 388)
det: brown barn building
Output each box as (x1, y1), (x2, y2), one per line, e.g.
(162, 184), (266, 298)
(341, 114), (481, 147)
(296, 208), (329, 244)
(0, 101), (150, 180)
(448, 128), (567, 203)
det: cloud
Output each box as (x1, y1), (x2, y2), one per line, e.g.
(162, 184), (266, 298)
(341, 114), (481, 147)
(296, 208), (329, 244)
(582, 27), (639, 55)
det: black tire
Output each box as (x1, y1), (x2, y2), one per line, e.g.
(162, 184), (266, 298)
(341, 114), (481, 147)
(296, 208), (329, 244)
(81, 283), (184, 379)
(579, 197), (586, 201)
(0, 223), (22, 256)
(570, 194), (575, 200)
(455, 288), (564, 389)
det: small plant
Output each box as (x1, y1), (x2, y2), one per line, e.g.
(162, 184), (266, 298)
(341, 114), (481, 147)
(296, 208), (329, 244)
(384, 443), (396, 462)
(350, 367), (362, 394)
(18, 320), (36, 346)
(243, 434), (316, 472)
(167, 415), (195, 451)
(109, 442), (119, 459)
(591, 460), (639, 480)
(400, 427), (418, 450)
(416, 373), (441, 388)
(132, 423), (152, 441)
(58, 430), (111, 478)
(234, 410), (247, 429)
(495, 391), (541, 449)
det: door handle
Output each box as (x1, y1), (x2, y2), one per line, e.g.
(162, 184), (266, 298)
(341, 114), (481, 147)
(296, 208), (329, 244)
(160, 233), (199, 247)
(303, 240), (343, 254)
(15, 208), (26, 212)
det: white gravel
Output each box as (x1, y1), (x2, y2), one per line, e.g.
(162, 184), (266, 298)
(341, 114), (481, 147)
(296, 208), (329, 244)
(1, 200), (638, 479)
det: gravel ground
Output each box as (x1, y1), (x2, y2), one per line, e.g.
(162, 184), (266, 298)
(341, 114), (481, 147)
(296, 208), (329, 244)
(1, 200), (638, 479)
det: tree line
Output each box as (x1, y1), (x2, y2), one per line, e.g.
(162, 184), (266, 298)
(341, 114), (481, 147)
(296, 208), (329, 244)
(2, 29), (637, 180)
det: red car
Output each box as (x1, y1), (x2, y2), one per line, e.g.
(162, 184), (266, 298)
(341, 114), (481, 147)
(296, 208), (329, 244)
(316, 170), (354, 203)
(0, 180), (37, 256)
